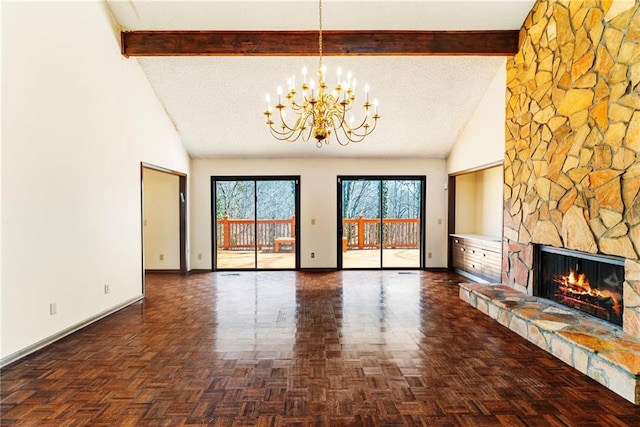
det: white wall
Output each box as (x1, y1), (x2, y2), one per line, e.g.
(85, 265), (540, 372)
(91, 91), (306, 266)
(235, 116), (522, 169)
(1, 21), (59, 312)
(476, 166), (503, 237)
(0, 1), (4, 356)
(447, 62), (506, 174)
(1, 1), (190, 361)
(190, 158), (448, 269)
(455, 173), (477, 234)
(143, 169), (180, 270)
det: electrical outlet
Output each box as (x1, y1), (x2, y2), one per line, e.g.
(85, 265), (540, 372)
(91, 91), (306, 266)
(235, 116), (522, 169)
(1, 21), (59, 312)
(198, 253), (202, 260)
(437, 218), (443, 225)
(159, 254), (164, 261)
(104, 284), (110, 294)
(311, 252), (315, 258)
(311, 218), (316, 225)
(50, 303), (57, 315)
(428, 252), (433, 259)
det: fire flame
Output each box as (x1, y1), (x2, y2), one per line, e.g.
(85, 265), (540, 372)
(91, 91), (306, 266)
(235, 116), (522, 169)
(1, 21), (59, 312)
(553, 269), (621, 315)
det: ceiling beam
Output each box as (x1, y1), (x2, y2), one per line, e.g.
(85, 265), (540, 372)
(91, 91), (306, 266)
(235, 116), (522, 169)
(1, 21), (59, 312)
(121, 30), (520, 57)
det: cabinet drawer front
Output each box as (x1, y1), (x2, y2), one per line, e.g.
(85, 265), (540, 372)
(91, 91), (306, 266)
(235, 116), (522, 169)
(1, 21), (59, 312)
(452, 241), (466, 259)
(465, 251), (482, 264)
(482, 240), (502, 253)
(451, 237), (465, 245)
(452, 241), (465, 251)
(465, 259), (483, 276)
(481, 251), (501, 265)
(482, 264), (502, 282)
(452, 253), (465, 269)
(465, 240), (483, 252)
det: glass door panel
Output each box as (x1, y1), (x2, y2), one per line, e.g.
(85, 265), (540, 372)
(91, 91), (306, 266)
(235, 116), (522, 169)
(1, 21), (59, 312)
(342, 179), (382, 268)
(340, 176), (424, 269)
(382, 180), (422, 268)
(256, 180), (296, 269)
(215, 180), (256, 269)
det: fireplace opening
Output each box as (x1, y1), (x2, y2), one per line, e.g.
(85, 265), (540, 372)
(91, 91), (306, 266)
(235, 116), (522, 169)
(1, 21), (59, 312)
(534, 246), (624, 326)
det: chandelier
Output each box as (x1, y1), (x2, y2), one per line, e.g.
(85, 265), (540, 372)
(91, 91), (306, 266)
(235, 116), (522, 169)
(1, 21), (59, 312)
(263, 0), (380, 147)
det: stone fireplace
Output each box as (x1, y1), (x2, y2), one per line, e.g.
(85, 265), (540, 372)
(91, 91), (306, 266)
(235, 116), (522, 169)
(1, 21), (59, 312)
(460, 0), (640, 404)
(502, 0), (640, 338)
(535, 245), (624, 326)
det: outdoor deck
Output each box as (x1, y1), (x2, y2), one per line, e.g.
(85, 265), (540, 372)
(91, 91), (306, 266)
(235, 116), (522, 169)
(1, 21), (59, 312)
(216, 249), (421, 269)
(216, 216), (421, 268)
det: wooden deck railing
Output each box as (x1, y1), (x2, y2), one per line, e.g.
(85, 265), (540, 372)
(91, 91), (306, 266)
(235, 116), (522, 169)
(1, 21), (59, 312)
(216, 215), (296, 250)
(216, 215), (419, 250)
(343, 215), (420, 249)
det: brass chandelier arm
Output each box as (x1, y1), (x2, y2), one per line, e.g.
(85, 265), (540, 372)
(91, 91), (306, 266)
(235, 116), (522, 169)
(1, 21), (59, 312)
(347, 118), (378, 140)
(330, 112), (378, 145)
(267, 118), (306, 142)
(343, 107), (376, 135)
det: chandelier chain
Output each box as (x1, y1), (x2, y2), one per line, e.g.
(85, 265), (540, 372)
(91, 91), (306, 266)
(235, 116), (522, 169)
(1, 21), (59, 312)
(318, 0), (323, 69)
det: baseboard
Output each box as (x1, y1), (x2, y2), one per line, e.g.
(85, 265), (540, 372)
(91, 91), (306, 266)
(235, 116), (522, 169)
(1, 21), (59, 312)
(145, 269), (181, 274)
(424, 267), (449, 272)
(0, 295), (143, 368)
(299, 268), (339, 272)
(188, 269), (212, 274)
(452, 268), (490, 283)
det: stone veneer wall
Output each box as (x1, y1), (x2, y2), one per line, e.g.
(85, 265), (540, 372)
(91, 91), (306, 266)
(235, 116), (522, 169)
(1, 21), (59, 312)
(503, 0), (640, 335)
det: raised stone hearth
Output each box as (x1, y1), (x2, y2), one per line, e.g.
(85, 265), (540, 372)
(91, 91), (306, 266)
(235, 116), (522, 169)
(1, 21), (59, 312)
(460, 282), (640, 404)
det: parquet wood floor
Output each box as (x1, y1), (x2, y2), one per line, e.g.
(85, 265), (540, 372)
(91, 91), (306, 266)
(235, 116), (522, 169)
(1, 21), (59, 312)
(3, 271), (640, 426)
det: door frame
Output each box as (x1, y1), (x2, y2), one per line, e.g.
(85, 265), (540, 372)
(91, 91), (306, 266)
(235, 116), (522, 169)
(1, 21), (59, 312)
(337, 175), (426, 270)
(211, 175), (301, 271)
(140, 163), (188, 294)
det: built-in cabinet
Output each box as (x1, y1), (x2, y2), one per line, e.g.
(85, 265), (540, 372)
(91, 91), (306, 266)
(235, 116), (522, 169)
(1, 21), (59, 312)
(450, 234), (501, 283)
(448, 163), (503, 283)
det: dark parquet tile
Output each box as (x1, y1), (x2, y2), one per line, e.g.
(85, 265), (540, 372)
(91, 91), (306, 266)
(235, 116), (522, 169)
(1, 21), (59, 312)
(2, 270), (640, 425)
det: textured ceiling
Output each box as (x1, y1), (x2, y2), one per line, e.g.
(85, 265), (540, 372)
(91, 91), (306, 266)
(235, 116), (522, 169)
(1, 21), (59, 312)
(107, 0), (535, 159)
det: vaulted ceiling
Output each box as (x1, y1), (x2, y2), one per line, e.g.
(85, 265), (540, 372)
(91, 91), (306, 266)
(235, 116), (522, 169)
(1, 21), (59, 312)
(107, 0), (535, 159)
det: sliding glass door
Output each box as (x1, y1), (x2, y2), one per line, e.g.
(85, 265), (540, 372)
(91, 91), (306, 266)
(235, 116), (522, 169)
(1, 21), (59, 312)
(382, 179), (423, 268)
(341, 180), (382, 268)
(338, 176), (425, 269)
(213, 177), (299, 270)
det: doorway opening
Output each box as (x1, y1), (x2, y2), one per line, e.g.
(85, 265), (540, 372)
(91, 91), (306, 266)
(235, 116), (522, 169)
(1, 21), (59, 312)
(337, 176), (425, 269)
(141, 163), (187, 293)
(211, 176), (300, 270)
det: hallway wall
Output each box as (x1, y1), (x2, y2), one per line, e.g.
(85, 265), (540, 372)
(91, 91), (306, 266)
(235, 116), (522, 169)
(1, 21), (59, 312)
(1, 2), (190, 362)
